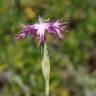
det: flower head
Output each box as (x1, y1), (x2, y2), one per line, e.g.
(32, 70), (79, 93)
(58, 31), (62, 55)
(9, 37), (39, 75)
(16, 17), (67, 46)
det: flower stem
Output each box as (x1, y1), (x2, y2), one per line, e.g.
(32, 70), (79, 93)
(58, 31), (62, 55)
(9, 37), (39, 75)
(41, 42), (50, 96)
(45, 79), (49, 96)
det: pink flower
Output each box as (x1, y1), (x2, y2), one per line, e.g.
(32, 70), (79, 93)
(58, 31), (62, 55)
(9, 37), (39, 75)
(16, 17), (67, 46)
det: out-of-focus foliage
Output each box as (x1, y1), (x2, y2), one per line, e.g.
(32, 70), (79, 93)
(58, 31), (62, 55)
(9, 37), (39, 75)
(0, 0), (96, 96)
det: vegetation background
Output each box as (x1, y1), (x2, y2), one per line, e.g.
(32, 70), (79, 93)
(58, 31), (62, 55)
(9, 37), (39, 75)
(0, 0), (96, 96)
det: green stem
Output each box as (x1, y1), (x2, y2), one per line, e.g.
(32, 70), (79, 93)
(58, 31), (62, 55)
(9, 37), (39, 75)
(45, 79), (49, 96)
(41, 42), (50, 96)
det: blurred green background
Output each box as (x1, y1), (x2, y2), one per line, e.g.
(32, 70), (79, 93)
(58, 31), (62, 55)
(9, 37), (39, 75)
(0, 0), (96, 96)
